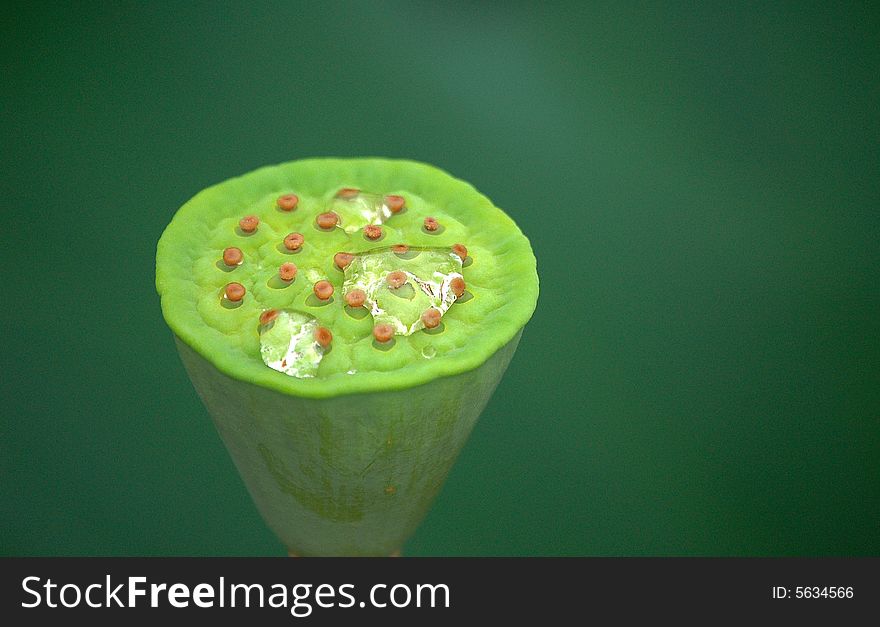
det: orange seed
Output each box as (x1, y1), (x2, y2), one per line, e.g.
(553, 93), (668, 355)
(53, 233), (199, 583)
(334, 252), (354, 270)
(337, 187), (360, 199)
(314, 326), (333, 348)
(384, 195), (405, 213)
(224, 282), (245, 302)
(279, 262), (298, 281)
(313, 280), (334, 300)
(276, 194), (299, 211)
(450, 277), (466, 298)
(239, 215), (259, 233)
(392, 244), (409, 254)
(259, 309), (280, 325)
(373, 323), (395, 343)
(364, 224), (382, 240)
(452, 243), (468, 261)
(421, 308), (441, 329)
(316, 212), (339, 229)
(222, 247), (243, 266)
(345, 289), (366, 308)
(424, 217), (439, 232)
(283, 232), (304, 251)
(386, 271), (407, 289)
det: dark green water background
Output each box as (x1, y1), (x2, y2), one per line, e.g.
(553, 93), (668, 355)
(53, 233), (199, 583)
(2, 2), (877, 555)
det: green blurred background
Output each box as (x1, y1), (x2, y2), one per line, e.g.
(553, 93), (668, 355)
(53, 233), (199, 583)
(2, 1), (878, 556)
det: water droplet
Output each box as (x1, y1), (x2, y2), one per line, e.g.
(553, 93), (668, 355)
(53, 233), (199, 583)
(421, 345), (436, 359)
(327, 190), (394, 233)
(341, 246), (464, 336)
(258, 309), (325, 378)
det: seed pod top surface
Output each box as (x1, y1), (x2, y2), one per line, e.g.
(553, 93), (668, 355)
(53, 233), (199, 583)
(156, 158), (538, 398)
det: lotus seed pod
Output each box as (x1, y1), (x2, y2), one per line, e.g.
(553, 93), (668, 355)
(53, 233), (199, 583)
(156, 158), (538, 556)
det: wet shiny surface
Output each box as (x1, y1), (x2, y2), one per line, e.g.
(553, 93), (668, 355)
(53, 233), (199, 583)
(5, 2), (878, 557)
(342, 247), (464, 337)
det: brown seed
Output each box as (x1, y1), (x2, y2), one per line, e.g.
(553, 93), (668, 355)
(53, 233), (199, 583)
(276, 194), (299, 211)
(421, 308), (441, 329)
(279, 262), (298, 281)
(424, 217), (439, 232)
(386, 271), (407, 289)
(452, 243), (468, 261)
(384, 195), (405, 213)
(364, 224), (383, 240)
(283, 232), (304, 251)
(334, 252), (354, 270)
(345, 289), (366, 308)
(224, 282), (245, 302)
(450, 277), (466, 298)
(384, 485), (397, 495)
(259, 309), (280, 325)
(239, 215), (259, 233)
(316, 212), (339, 229)
(337, 187), (360, 199)
(314, 326), (333, 348)
(222, 247), (243, 266)
(392, 243), (409, 254)
(373, 323), (395, 343)
(313, 280), (334, 300)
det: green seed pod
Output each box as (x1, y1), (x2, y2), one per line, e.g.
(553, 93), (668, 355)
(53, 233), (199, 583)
(156, 158), (539, 555)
